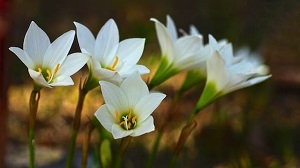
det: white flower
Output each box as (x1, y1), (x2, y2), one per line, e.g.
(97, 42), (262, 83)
(9, 21), (90, 88)
(151, 15), (207, 71)
(95, 72), (166, 139)
(195, 44), (271, 112)
(149, 15), (210, 88)
(74, 19), (149, 86)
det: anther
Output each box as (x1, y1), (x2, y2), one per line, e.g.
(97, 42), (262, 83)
(46, 69), (52, 81)
(37, 67), (42, 73)
(115, 110), (120, 123)
(132, 116), (138, 124)
(54, 64), (60, 74)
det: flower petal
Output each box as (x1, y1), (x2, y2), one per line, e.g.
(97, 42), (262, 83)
(206, 51), (229, 92)
(95, 104), (116, 133)
(100, 81), (128, 112)
(56, 53), (90, 76)
(9, 47), (34, 69)
(28, 69), (51, 88)
(166, 15), (178, 41)
(118, 64), (150, 77)
(50, 75), (74, 86)
(111, 124), (133, 139)
(74, 22), (96, 55)
(120, 71), (149, 106)
(135, 92), (166, 123)
(43, 30), (75, 68)
(24, 21), (50, 65)
(131, 116), (155, 137)
(94, 19), (119, 62)
(116, 38), (145, 66)
(150, 18), (174, 62)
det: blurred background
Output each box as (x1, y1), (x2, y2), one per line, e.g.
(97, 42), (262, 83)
(1, 0), (300, 167)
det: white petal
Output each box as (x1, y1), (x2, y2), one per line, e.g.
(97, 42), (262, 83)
(174, 36), (203, 64)
(131, 116), (155, 137)
(94, 104), (116, 133)
(116, 38), (145, 66)
(9, 47), (34, 69)
(28, 69), (51, 88)
(206, 52), (229, 92)
(118, 65), (150, 77)
(150, 18), (174, 62)
(24, 21), (50, 65)
(100, 81), (129, 111)
(94, 19), (119, 62)
(43, 30), (75, 68)
(190, 25), (202, 37)
(50, 75), (74, 86)
(56, 53), (90, 76)
(74, 22), (96, 55)
(92, 65), (122, 84)
(111, 124), (133, 139)
(166, 15), (178, 41)
(120, 71), (149, 106)
(135, 92), (166, 123)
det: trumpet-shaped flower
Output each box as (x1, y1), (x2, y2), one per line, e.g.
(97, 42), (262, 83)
(9, 21), (90, 88)
(149, 15), (211, 88)
(195, 44), (271, 113)
(74, 20), (149, 90)
(95, 72), (166, 139)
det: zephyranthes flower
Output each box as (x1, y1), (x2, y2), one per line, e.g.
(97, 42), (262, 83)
(9, 21), (90, 88)
(95, 72), (166, 139)
(195, 44), (271, 113)
(74, 19), (149, 91)
(149, 15), (210, 88)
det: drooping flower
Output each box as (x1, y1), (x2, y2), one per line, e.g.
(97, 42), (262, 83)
(74, 20), (149, 91)
(149, 15), (211, 89)
(9, 21), (90, 88)
(95, 71), (166, 139)
(194, 43), (271, 113)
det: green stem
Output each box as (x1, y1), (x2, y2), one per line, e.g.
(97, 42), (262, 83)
(146, 92), (180, 168)
(81, 121), (95, 168)
(29, 87), (41, 168)
(65, 81), (88, 168)
(114, 136), (132, 168)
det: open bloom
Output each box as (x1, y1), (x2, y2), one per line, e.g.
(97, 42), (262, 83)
(95, 72), (166, 139)
(195, 43), (271, 113)
(9, 21), (90, 88)
(74, 20), (149, 90)
(149, 15), (211, 88)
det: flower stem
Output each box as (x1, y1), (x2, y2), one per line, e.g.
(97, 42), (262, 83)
(65, 80), (88, 168)
(114, 136), (132, 168)
(29, 87), (41, 168)
(81, 119), (95, 168)
(146, 92), (180, 168)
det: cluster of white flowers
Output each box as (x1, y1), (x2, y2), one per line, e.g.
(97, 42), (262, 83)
(10, 15), (271, 139)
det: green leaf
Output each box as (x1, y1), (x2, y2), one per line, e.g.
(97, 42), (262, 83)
(100, 139), (112, 168)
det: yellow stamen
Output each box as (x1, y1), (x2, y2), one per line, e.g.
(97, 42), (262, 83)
(128, 108), (132, 120)
(127, 122), (132, 129)
(37, 67), (42, 73)
(132, 116), (138, 123)
(106, 56), (119, 71)
(54, 64), (60, 74)
(115, 110), (120, 123)
(119, 121), (125, 126)
(46, 69), (52, 80)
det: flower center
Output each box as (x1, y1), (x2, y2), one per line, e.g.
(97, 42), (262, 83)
(37, 64), (60, 83)
(115, 108), (138, 130)
(106, 56), (119, 71)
